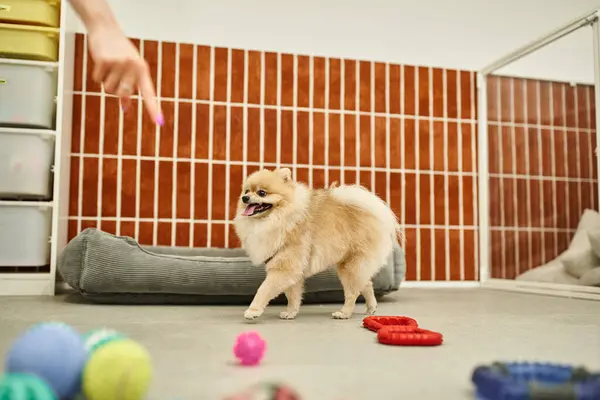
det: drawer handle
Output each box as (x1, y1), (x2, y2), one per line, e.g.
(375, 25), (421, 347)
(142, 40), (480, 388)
(0, 5), (10, 12)
(0, 78), (6, 85)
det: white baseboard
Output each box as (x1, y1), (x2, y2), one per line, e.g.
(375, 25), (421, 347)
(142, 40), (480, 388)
(0, 274), (55, 295)
(481, 279), (600, 301)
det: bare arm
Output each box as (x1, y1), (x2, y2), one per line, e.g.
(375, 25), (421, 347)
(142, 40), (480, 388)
(67, 0), (163, 125)
(67, 0), (120, 33)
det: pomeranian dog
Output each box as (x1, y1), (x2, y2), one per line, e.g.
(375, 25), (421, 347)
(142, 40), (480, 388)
(234, 168), (403, 320)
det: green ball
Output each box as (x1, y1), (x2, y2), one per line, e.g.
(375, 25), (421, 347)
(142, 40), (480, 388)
(0, 373), (57, 400)
(82, 329), (126, 354)
(82, 339), (152, 400)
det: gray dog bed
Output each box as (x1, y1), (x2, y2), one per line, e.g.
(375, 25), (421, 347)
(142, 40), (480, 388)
(58, 228), (406, 305)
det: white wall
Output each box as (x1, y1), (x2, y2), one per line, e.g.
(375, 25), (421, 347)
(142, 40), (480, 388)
(68, 0), (599, 83)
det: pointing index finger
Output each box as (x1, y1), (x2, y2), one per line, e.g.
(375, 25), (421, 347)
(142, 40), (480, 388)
(138, 69), (163, 126)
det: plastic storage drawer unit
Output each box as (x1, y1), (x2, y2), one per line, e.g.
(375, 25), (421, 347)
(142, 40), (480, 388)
(0, 0), (61, 27)
(0, 132), (55, 199)
(0, 205), (52, 267)
(0, 23), (59, 61)
(0, 62), (57, 128)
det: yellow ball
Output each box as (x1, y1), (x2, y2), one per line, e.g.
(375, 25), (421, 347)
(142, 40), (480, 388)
(82, 339), (152, 400)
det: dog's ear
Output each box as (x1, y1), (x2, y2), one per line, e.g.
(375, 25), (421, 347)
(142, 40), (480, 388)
(276, 167), (292, 182)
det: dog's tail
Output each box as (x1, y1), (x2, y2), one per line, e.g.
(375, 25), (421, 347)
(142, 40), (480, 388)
(330, 184), (405, 248)
(395, 221), (406, 249)
(387, 208), (405, 249)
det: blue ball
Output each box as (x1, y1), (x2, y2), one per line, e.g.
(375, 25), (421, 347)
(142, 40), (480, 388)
(5, 322), (88, 399)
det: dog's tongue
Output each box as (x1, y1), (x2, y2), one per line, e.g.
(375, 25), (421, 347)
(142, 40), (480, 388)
(242, 204), (258, 216)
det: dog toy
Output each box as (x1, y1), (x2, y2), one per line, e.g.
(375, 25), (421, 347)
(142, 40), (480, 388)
(0, 373), (57, 400)
(233, 332), (267, 366)
(82, 339), (152, 400)
(362, 316), (443, 346)
(362, 316), (418, 332)
(82, 328), (126, 354)
(377, 326), (443, 346)
(224, 381), (301, 400)
(472, 362), (600, 400)
(5, 322), (88, 399)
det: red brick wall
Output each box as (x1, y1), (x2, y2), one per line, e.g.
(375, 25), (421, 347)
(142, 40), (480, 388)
(69, 34), (480, 281)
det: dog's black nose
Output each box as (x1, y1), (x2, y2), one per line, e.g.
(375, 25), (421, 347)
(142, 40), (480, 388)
(242, 195), (250, 204)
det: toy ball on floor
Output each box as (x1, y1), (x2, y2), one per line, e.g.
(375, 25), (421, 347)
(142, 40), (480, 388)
(5, 322), (88, 399)
(233, 332), (266, 366)
(82, 338), (152, 400)
(82, 328), (126, 354)
(0, 373), (57, 400)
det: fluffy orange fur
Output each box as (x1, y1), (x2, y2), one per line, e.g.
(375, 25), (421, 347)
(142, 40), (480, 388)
(234, 168), (402, 320)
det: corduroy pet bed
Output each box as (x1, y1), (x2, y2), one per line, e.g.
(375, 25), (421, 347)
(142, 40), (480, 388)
(58, 228), (406, 305)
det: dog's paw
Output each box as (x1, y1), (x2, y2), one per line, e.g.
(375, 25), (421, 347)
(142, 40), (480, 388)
(331, 311), (352, 319)
(244, 308), (263, 320)
(279, 311), (298, 320)
(365, 305), (377, 315)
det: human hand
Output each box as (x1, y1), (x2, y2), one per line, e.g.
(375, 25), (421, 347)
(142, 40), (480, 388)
(87, 25), (163, 125)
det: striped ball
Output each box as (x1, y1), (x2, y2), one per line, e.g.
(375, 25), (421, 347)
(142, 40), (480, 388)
(0, 373), (57, 400)
(82, 329), (126, 354)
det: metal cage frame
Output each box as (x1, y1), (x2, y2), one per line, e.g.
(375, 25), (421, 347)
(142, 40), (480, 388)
(477, 9), (600, 300)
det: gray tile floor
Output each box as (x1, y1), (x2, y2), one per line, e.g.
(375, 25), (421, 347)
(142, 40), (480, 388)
(1, 288), (599, 399)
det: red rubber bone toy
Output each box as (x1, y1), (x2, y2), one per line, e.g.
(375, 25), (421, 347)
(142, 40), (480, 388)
(362, 316), (443, 346)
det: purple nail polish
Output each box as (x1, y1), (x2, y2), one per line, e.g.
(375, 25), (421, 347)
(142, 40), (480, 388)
(156, 114), (165, 126)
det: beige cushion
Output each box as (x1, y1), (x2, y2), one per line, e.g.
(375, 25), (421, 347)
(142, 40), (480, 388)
(570, 209), (600, 247)
(562, 248), (599, 278)
(516, 260), (579, 285)
(587, 229), (600, 258)
(516, 209), (600, 283)
(579, 267), (600, 286)
(557, 209), (600, 277)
